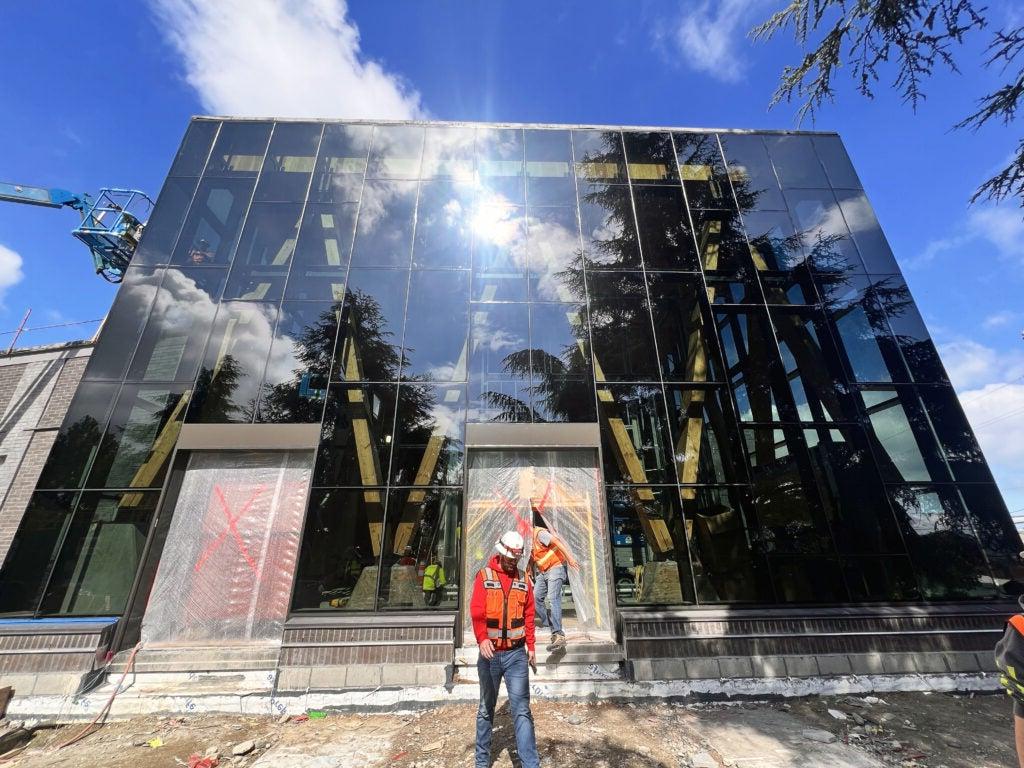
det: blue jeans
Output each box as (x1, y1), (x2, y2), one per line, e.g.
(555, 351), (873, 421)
(534, 563), (566, 636)
(475, 645), (539, 768)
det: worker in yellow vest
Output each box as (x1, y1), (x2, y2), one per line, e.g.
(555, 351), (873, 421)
(531, 508), (579, 651)
(422, 555), (447, 607)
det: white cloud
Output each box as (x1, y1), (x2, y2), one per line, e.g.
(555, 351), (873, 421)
(908, 204), (1024, 270)
(983, 310), (1019, 329)
(150, 0), (423, 119)
(663, 0), (766, 83)
(0, 243), (25, 304)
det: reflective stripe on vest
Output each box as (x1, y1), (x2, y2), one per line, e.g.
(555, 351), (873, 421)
(481, 566), (529, 650)
(532, 527), (565, 573)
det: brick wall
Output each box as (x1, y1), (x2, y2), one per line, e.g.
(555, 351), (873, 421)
(0, 343), (92, 564)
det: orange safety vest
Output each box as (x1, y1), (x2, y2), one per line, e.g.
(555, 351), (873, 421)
(481, 566), (530, 650)
(532, 527), (566, 573)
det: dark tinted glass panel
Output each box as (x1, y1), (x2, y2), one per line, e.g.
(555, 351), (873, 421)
(803, 427), (902, 553)
(390, 384), (465, 486)
(843, 556), (920, 601)
(170, 177), (255, 266)
(257, 301), (339, 423)
(716, 309), (785, 422)
(770, 307), (852, 423)
(527, 206), (583, 301)
(315, 384), (396, 486)
(86, 384), (191, 489)
(468, 303), (531, 422)
(38, 491), (158, 615)
(127, 267), (225, 382)
(647, 272), (722, 382)
(310, 124), (370, 203)
(683, 486), (771, 602)
(812, 135), (862, 189)
(883, 297), (948, 384)
(691, 208), (753, 275)
(632, 186), (699, 270)
(741, 211), (803, 271)
(254, 122), (320, 202)
(529, 303), (595, 422)
(918, 386), (991, 482)
(623, 132), (679, 185)
(36, 383), (118, 489)
(187, 301), (278, 423)
(765, 135), (828, 189)
(674, 133), (733, 210)
(367, 125), (423, 179)
(412, 180), (474, 269)
(578, 182), (640, 269)
(169, 120), (218, 177)
(477, 127), (524, 203)
(771, 557), (848, 602)
(379, 488), (461, 610)
(607, 486), (694, 605)
(84, 267), (163, 380)
(587, 272), (659, 381)
(421, 127), (475, 180)
(958, 484), (1022, 586)
(785, 189), (864, 275)
(705, 276), (762, 305)
(761, 272), (818, 306)
(573, 130), (626, 182)
(291, 488), (385, 610)
(743, 428), (831, 553)
(833, 190), (898, 273)
(132, 178), (198, 266)
(889, 486), (994, 599)
(825, 281), (907, 383)
(718, 133), (785, 211)
(402, 270), (469, 381)
(860, 388), (950, 482)
(526, 129), (575, 206)
(350, 181), (417, 267)
(285, 201), (355, 300)
(666, 386), (744, 485)
(204, 121), (271, 178)
(334, 268), (408, 382)
(0, 492), (76, 614)
(598, 384), (675, 484)
(223, 203), (303, 301)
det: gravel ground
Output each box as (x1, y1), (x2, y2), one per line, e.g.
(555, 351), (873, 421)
(0, 691), (1016, 768)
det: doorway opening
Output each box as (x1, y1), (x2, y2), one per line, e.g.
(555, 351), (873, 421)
(463, 448), (613, 646)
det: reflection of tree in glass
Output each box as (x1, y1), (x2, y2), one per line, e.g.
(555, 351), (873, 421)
(889, 486), (990, 598)
(191, 356), (247, 422)
(42, 416), (105, 487)
(259, 305), (340, 423)
(92, 391), (188, 486)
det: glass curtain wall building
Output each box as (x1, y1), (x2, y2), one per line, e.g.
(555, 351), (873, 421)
(0, 119), (1018, 628)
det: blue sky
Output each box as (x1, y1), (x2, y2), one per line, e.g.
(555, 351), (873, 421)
(1, 0), (1022, 513)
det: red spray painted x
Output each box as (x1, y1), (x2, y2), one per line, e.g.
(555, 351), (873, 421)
(193, 484), (266, 574)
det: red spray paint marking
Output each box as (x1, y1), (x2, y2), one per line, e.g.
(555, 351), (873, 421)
(495, 489), (533, 538)
(193, 484), (265, 574)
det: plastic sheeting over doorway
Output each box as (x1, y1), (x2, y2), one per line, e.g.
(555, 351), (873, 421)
(141, 450), (312, 645)
(464, 449), (611, 640)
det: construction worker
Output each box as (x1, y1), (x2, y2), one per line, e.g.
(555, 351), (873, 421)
(470, 530), (539, 768)
(532, 509), (579, 651)
(995, 562), (1024, 767)
(422, 555), (446, 607)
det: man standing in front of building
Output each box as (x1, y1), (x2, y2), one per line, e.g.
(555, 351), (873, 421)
(470, 531), (540, 768)
(532, 508), (579, 651)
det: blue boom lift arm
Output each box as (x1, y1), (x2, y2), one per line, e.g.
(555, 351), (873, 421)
(0, 181), (154, 283)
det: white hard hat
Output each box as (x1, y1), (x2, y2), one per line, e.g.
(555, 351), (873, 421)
(495, 530), (525, 558)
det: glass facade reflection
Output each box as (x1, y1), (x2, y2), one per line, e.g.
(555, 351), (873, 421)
(1, 119), (1019, 620)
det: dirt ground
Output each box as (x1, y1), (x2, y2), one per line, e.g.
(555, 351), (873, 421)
(0, 691), (1017, 768)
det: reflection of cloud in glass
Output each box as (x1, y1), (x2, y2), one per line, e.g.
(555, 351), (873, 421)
(471, 309), (526, 353)
(527, 212), (579, 301)
(421, 128), (475, 179)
